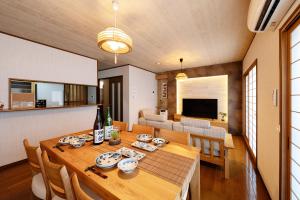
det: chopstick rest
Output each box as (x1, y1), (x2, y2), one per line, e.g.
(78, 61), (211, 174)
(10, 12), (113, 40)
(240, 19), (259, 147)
(85, 165), (107, 179)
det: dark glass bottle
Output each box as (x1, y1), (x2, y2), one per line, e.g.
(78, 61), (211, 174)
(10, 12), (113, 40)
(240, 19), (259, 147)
(93, 105), (104, 145)
(104, 107), (113, 140)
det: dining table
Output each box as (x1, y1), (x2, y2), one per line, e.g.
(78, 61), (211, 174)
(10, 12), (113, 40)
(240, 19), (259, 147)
(40, 130), (200, 200)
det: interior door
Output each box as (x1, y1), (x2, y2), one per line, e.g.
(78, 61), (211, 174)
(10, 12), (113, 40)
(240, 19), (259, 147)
(109, 76), (123, 121)
(287, 17), (300, 200)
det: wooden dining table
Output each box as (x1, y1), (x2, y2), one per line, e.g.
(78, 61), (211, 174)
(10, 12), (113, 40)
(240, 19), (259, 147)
(40, 130), (200, 200)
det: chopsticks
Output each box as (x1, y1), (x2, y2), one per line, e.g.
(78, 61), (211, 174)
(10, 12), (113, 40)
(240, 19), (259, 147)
(53, 144), (64, 152)
(85, 165), (107, 179)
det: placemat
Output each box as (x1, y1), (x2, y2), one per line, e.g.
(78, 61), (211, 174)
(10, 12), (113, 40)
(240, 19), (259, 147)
(90, 134), (195, 186)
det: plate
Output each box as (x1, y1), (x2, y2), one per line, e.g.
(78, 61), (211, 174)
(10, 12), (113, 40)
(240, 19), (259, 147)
(131, 141), (157, 152)
(95, 152), (122, 168)
(58, 136), (78, 145)
(136, 134), (153, 143)
(78, 134), (93, 142)
(116, 147), (145, 160)
(118, 158), (138, 174)
(152, 138), (166, 146)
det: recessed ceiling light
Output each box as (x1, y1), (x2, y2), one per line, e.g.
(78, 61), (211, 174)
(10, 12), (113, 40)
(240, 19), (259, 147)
(156, 62), (160, 65)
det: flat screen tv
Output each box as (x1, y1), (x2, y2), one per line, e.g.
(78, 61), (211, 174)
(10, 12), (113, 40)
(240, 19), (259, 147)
(182, 98), (218, 119)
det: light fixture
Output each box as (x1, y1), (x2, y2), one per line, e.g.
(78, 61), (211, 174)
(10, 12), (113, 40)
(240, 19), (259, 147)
(97, 0), (132, 64)
(175, 58), (188, 80)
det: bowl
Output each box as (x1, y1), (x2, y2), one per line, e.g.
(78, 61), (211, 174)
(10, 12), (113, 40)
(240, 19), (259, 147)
(117, 158), (138, 173)
(70, 138), (85, 148)
(152, 138), (166, 147)
(96, 152), (122, 168)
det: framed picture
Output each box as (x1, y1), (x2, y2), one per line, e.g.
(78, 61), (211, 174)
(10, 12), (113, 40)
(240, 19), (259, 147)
(161, 82), (167, 99)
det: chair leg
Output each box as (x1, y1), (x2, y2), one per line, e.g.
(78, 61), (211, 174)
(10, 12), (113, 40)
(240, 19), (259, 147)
(225, 150), (229, 179)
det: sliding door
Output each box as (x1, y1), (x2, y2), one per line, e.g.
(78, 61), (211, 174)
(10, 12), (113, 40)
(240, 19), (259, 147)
(288, 17), (300, 200)
(245, 61), (257, 160)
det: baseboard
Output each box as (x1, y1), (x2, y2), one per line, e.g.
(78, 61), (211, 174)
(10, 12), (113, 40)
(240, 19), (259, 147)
(0, 159), (28, 172)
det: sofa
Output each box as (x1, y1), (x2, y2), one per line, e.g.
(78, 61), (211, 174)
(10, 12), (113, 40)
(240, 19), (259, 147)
(138, 110), (226, 156)
(173, 117), (226, 156)
(138, 109), (173, 130)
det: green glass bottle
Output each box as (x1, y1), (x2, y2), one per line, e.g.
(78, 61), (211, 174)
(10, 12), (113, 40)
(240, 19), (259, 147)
(104, 107), (113, 140)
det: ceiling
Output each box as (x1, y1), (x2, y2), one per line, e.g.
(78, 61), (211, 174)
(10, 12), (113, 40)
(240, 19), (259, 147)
(0, 0), (254, 72)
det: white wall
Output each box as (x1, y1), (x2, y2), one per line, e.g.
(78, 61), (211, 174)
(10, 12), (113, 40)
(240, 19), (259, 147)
(176, 75), (228, 121)
(98, 65), (157, 130)
(128, 66), (157, 129)
(0, 33), (97, 166)
(242, 3), (299, 199)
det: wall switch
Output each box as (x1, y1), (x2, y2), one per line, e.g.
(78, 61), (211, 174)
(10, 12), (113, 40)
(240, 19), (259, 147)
(272, 89), (278, 107)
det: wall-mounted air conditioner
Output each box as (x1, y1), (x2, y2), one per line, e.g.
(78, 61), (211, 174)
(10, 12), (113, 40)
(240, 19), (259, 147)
(247, 0), (296, 32)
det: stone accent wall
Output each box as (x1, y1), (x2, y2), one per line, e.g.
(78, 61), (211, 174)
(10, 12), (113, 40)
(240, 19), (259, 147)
(157, 61), (242, 134)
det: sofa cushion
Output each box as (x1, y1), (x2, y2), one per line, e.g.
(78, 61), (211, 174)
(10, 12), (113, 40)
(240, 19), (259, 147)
(181, 117), (211, 129)
(144, 113), (166, 122)
(146, 120), (173, 130)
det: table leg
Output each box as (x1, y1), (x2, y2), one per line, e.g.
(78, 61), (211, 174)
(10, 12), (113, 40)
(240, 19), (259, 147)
(190, 159), (200, 200)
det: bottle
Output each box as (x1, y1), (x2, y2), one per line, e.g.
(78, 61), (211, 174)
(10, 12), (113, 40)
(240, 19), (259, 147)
(104, 107), (113, 140)
(93, 105), (104, 145)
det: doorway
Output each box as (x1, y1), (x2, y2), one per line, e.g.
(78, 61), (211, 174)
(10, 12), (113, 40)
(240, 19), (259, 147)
(99, 76), (123, 121)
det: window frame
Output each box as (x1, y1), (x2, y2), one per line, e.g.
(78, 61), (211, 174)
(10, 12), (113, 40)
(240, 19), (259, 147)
(244, 59), (258, 165)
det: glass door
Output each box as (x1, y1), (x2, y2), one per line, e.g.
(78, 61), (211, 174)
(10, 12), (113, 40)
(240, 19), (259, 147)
(288, 17), (300, 200)
(245, 62), (257, 159)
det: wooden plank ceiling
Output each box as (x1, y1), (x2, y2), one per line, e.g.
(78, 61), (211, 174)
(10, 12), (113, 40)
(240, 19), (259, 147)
(0, 0), (254, 72)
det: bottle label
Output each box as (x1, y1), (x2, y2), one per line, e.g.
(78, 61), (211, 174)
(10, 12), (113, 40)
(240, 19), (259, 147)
(104, 125), (113, 140)
(94, 129), (104, 143)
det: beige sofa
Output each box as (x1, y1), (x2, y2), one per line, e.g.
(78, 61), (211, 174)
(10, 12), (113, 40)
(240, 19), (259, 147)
(173, 117), (226, 155)
(138, 109), (173, 130)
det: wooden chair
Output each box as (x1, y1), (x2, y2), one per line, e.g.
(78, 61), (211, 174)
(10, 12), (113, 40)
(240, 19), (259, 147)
(42, 151), (75, 200)
(113, 121), (128, 132)
(70, 173), (92, 200)
(132, 124), (155, 136)
(190, 134), (229, 178)
(23, 139), (49, 199)
(158, 129), (190, 145)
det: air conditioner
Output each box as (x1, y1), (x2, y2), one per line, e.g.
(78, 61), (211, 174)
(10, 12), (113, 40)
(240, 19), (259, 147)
(247, 0), (296, 32)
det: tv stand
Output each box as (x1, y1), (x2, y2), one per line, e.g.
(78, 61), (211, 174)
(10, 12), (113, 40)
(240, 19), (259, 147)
(173, 114), (228, 132)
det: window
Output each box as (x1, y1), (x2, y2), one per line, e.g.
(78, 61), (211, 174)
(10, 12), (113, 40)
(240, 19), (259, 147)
(245, 61), (257, 159)
(288, 17), (300, 200)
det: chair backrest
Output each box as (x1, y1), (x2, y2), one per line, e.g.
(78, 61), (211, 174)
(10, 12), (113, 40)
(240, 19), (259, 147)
(23, 139), (40, 173)
(71, 173), (93, 200)
(113, 121), (128, 132)
(42, 151), (74, 200)
(158, 129), (190, 145)
(132, 124), (155, 136)
(23, 139), (51, 199)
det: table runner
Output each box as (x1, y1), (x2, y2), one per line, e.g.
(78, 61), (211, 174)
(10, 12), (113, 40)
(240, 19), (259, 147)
(90, 134), (195, 187)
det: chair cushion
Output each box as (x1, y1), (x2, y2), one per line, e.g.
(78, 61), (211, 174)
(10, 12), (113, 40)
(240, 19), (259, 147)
(181, 117), (211, 128)
(32, 173), (46, 199)
(144, 113), (166, 122)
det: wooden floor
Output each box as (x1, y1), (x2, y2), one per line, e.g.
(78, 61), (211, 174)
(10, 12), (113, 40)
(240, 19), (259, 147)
(200, 136), (271, 200)
(0, 136), (270, 200)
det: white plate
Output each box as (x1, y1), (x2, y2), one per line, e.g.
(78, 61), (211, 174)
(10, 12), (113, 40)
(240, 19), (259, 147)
(116, 147), (145, 160)
(95, 152), (122, 168)
(131, 141), (157, 152)
(58, 136), (78, 145)
(78, 134), (93, 142)
(118, 158), (138, 174)
(152, 138), (166, 146)
(136, 134), (153, 143)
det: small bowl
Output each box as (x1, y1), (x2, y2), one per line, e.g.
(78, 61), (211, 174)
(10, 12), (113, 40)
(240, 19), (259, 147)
(152, 138), (166, 147)
(118, 158), (138, 174)
(70, 138), (85, 148)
